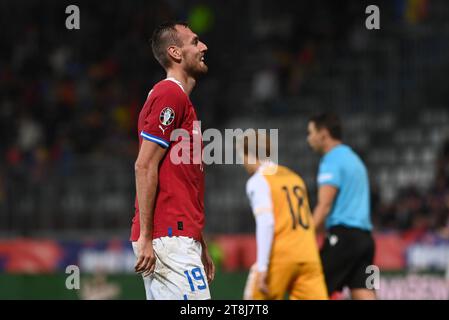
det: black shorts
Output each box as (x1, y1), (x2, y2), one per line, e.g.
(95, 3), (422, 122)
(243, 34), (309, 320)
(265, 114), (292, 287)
(320, 225), (375, 295)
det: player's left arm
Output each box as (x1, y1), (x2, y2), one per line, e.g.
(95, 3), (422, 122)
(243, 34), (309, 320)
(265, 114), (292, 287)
(246, 174), (274, 294)
(254, 212), (274, 295)
(200, 233), (215, 283)
(313, 185), (338, 230)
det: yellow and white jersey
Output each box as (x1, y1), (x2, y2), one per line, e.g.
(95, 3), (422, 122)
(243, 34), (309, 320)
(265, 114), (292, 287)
(246, 162), (321, 265)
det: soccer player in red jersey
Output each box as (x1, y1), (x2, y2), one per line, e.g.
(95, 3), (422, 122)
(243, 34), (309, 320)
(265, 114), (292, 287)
(131, 21), (214, 300)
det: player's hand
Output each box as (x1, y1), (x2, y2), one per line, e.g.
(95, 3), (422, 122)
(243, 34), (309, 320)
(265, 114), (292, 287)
(201, 249), (215, 283)
(134, 236), (156, 277)
(257, 271), (269, 295)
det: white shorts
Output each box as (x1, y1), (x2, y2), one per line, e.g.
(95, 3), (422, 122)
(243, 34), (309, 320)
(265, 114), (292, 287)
(132, 236), (211, 300)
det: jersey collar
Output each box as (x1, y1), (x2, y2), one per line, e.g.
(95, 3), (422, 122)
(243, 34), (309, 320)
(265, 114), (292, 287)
(165, 77), (186, 93)
(257, 160), (277, 174)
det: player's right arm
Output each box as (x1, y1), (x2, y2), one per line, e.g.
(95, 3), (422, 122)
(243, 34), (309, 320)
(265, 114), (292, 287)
(134, 140), (167, 276)
(134, 82), (186, 276)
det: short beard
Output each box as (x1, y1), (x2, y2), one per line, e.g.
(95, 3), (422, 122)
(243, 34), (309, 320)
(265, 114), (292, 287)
(186, 62), (208, 80)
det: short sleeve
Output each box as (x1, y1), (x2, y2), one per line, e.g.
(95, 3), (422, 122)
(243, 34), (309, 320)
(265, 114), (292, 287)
(140, 83), (187, 149)
(246, 173), (273, 217)
(317, 161), (341, 188)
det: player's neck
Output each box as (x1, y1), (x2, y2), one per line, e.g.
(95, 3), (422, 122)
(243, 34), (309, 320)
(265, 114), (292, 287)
(166, 70), (196, 96)
(244, 161), (261, 176)
(323, 140), (342, 154)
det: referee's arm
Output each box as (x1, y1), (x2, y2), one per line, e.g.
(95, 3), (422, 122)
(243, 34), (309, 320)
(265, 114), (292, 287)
(313, 185), (338, 231)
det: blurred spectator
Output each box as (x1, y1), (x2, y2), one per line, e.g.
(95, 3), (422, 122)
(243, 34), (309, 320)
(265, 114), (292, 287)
(395, 187), (424, 230)
(252, 68), (280, 103)
(17, 114), (44, 154)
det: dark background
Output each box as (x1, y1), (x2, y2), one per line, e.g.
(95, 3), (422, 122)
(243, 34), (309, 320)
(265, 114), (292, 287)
(1, 0), (448, 240)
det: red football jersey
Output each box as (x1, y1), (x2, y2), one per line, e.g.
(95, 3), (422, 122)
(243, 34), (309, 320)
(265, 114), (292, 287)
(130, 78), (205, 242)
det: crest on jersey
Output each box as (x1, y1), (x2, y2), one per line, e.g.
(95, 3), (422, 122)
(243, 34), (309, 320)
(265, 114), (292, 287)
(159, 107), (175, 126)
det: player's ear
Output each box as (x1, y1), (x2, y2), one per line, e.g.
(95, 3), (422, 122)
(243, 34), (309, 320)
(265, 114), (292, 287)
(167, 46), (182, 63)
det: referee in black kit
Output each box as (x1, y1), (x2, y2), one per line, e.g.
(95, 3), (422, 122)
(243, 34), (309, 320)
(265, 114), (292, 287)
(307, 113), (376, 300)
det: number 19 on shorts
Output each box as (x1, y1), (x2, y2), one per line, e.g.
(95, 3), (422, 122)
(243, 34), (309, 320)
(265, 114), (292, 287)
(184, 267), (207, 292)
